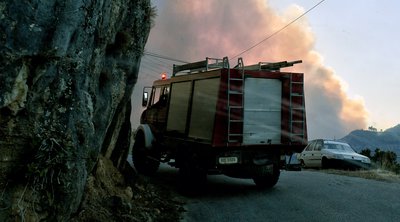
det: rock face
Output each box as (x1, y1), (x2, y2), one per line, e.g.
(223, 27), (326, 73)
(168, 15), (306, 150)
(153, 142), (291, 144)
(0, 0), (152, 220)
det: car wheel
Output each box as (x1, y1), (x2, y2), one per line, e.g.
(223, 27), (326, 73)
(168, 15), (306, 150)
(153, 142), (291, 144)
(321, 157), (329, 169)
(131, 133), (160, 175)
(300, 159), (306, 168)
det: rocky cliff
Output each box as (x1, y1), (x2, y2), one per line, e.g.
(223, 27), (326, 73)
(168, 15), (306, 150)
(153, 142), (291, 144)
(0, 0), (152, 220)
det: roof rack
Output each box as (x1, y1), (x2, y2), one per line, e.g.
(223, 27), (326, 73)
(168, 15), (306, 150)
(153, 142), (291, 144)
(243, 60), (302, 71)
(172, 57), (229, 76)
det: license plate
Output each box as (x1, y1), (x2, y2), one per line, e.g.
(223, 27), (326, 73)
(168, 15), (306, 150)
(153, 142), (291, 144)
(219, 156), (238, 164)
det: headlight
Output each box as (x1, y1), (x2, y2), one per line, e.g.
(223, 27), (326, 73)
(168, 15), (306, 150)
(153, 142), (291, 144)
(362, 158), (371, 164)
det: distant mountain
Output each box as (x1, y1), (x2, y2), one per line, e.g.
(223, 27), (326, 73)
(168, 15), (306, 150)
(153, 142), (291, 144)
(340, 124), (400, 156)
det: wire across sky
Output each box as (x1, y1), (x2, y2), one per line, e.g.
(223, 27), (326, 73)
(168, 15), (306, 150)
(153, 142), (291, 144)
(143, 0), (325, 64)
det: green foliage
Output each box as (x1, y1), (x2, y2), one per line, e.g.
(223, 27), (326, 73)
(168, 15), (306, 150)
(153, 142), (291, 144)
(361, 148), (400, 174)
(360, 149), (372, 158)
(148, 5), (157, 28)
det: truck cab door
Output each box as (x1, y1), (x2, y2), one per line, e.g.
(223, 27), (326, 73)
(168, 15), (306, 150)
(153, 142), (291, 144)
(144, 86), (170, 133)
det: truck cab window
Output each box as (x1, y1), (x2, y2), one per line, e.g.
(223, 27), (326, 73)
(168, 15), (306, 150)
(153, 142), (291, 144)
(160, 86), (170, 106)
(151, 87), (162, 106)
(151, 86), (169, 107)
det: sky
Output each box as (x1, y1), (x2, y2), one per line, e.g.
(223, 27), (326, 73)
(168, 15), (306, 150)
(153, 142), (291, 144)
(131, 0), (400, 140)
(269, 0), (400, 132)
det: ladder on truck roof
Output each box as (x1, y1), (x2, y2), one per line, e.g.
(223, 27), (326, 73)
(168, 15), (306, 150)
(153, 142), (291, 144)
(172, 57), (229, 76)
(227, 58), (245, 144)
(243, 60), (302, 71)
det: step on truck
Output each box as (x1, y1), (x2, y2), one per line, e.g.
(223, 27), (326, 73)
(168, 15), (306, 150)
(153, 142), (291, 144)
(133, 57), (307, 191)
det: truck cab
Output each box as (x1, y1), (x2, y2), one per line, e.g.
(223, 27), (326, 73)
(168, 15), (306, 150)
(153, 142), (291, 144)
(133, 57), (307, 191)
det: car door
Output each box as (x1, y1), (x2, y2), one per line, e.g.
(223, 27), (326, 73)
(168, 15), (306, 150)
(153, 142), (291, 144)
(301, 141), (315, 167)
(310, 140), (324, 167)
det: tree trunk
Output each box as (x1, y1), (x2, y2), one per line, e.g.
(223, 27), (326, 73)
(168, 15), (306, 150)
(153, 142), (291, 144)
(0, 0), (152, 220)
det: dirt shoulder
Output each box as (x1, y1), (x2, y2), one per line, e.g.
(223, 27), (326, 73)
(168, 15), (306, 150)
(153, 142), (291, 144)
(71, 156), (184, 222)
(308, 168), (400, 183)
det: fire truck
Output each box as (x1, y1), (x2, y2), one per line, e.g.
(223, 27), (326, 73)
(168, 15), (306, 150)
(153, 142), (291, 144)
(132, 57), (307, 191)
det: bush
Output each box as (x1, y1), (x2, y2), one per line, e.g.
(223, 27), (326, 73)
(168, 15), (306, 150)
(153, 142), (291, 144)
(360, 148), (399, 174)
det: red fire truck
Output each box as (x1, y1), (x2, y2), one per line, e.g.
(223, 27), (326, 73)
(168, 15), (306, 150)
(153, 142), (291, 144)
(132, 57), (307, 191)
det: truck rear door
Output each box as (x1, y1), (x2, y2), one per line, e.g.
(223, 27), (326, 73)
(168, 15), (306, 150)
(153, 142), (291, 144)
(243, 78), (282, 145)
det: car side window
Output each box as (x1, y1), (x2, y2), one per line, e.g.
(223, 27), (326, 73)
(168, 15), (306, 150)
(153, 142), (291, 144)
(324, 143), (334, 149)
(305, 142), (315, 151)
(314, 141), (323, 151)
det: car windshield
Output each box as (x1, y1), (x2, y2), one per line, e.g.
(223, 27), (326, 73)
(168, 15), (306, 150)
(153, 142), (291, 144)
(324, 143), (355, 153)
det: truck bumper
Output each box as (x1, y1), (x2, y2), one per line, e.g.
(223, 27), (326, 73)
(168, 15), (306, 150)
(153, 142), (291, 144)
(219, 164), (275, 179)
(215, 150), (279, 179)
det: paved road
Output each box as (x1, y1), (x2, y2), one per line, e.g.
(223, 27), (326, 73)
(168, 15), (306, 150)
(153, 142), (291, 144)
(147, 164), (400, 222)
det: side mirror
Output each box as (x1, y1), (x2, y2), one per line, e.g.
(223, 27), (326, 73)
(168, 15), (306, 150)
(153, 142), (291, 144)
(142, 91), (148, 107)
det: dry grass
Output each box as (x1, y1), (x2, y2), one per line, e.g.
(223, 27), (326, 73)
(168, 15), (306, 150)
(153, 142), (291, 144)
(319, 168), (400, 183)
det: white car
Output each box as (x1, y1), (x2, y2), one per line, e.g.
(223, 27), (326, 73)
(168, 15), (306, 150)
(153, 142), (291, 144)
(299, 139), (371, 169)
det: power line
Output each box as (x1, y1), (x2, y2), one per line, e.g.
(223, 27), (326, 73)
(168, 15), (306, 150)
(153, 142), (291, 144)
(142, 56), (170, 70)
(143, 0), (325, 64)
(140, 55), (176, 77)
(144, 51), (189, 64)
(144, 54), (175, 69)
(230, 0), (326, 60)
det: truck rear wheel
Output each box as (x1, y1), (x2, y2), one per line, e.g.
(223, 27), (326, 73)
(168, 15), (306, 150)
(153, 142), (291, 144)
(253, 164), (280, 188)
(132, 134), (160, 175)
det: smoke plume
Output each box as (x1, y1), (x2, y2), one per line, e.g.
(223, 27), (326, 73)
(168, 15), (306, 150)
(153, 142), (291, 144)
(137, 0), (368, 139)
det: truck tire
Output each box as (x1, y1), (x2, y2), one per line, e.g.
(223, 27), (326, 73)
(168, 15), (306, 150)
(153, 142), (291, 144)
(253, 164), (280, 188)
(132, 133), (160, 175)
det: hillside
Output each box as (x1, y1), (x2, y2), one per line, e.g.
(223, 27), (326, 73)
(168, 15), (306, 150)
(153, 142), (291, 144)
(340, 124), (400, 156)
